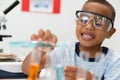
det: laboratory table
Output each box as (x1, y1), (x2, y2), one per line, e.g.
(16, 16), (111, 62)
(0, 62), (28, 79)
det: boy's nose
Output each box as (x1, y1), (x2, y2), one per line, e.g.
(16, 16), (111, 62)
(84, 20), (95, 30)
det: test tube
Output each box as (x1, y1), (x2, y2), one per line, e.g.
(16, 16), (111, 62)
(45, 47), (65, 80)
(56, 64), (64, 80)
(76, 52), (90, 80)
(28, 48), (42, 80)
(55, 47), (65, 80)
(92, 52), (105, 80)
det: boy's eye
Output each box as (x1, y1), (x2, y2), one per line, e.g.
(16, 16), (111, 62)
(95, 18), (105, 27)
(95, 22), (103, 27)
(78, 16), (89, 24)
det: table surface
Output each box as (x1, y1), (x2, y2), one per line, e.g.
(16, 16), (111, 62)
(0, 53), (45, 79)
(0, 62), (22, 72)
(0, 61), (28, 79)
(0, 61), (54, 79)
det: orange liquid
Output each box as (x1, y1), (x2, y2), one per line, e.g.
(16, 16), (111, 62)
(28, 63), (40, 80)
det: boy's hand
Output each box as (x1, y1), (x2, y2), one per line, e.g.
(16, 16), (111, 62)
(64, 66), (94, 80)
(31, 29), (57, 52)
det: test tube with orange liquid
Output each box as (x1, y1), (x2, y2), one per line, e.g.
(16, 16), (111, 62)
(28, 63), (40, 80)
(28, 48), (42, 80)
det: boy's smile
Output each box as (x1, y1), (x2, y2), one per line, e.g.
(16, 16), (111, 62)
(81, 31), (95, 41)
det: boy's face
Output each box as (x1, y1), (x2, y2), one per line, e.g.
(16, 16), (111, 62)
(76, 2), (116, 48)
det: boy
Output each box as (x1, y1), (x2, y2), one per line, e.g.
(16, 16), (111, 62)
(22, 0), (120, 80)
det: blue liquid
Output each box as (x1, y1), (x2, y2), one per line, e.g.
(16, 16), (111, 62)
(56, 64), (64, 80)
(9, 41), (66, 48)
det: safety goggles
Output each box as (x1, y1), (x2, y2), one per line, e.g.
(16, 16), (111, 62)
(75, 10), (114, 31)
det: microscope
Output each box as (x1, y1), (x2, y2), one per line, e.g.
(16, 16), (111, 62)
(0, 0), (19, 53)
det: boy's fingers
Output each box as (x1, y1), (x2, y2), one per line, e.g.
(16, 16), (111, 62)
(38, 29), (45, 38)
(31, 34), (38, 40)
(31, 29), (57, 46)
(52, 34), (57, 43)
(44, 29), (52, 41)
(65, 66), (78, 72)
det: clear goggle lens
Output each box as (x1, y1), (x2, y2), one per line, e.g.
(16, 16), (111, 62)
(76, 11), (113, 31)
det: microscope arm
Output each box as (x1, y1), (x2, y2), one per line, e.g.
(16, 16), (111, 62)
(0, 34), (12, 41)
(0, 0), (20, 30)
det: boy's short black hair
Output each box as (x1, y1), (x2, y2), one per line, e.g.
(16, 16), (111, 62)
(85, 0), (116, 21)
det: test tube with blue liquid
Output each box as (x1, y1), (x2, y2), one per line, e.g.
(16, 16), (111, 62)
(9, 41), (66, 48)
(49, 47), (66, 80)
(56, 48), (66, 80)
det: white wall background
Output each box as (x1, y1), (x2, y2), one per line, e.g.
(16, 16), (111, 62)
(0, 0), (120, 59)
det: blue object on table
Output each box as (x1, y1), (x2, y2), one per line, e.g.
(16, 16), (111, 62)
(9, 41), (66, 48)
(0, 70), (28, 79)
(9, 41), (53, 48)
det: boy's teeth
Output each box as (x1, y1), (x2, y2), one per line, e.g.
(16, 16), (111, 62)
(82, 34), (93, 40)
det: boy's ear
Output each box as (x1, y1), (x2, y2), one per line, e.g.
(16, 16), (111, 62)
(106, 28), (116, 39)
